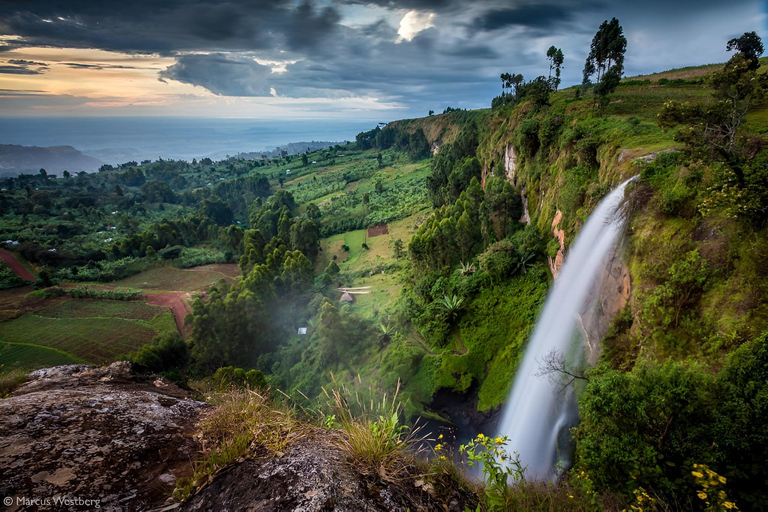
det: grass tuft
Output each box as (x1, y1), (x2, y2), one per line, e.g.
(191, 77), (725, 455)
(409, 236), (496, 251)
(174, 388), (308, 501)
(323, 377), (428, 482)
(0, 366), (28, 397)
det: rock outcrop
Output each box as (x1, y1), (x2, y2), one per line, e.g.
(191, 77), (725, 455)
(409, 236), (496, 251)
(1, 363), (478, 511)
(181, 431), (472, 512)
(0, 362), (209, 511)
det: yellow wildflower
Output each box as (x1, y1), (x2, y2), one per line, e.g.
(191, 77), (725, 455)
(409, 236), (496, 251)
(719, 476), (727, 484)
(724, 501), (737, 509)
(692, 471), (704, 478)
(697, 492), (708, 500)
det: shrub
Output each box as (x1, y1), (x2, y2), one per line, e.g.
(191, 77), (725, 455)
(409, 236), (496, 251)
(128, 332), (189, 373)
(211, 366), (267, 391)
(68, 285), (143, 300)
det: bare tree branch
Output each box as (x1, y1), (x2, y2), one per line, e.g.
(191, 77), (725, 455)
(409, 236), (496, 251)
(535, 349), (588, 395)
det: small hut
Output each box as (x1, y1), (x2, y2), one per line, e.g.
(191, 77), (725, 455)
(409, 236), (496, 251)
(340, 291), (354, 303)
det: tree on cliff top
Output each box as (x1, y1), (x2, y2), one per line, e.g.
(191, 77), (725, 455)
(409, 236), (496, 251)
(583, 17), (627, 117)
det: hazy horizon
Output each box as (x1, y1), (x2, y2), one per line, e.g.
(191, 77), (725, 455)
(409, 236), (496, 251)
(0, 117), (379, 164)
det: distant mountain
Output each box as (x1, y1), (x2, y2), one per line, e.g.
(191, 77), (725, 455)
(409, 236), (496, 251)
(0, 144), (103, 177)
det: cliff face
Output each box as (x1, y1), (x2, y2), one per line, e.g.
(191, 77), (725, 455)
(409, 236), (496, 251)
(0, 362), (208, 511)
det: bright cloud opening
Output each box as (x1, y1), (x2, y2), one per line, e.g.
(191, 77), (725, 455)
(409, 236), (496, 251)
(397, 10), (436, 43)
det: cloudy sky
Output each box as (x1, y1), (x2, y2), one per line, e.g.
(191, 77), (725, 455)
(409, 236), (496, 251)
(0, 0), (764, 120)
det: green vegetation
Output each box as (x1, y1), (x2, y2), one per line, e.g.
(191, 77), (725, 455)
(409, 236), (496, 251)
(0, 314), (158, 364)
(0, 261), (25, 289)
(37, 298), (166, 320)
(0, 341), (85, 371)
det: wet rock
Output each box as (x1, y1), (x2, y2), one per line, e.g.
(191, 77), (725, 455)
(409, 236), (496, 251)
(0, 362), (209, 511)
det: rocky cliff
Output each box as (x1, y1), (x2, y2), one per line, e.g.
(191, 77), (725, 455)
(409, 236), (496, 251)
(0, 363), (476, 511)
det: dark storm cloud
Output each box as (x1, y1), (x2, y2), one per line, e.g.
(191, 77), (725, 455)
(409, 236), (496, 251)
(470, 4), (576, 31)
(0, 64), (45, 74)
(8, 59), (48, 66)
(441, 45), (499, 60)
(159, 54), (273, 96)
(62, 62), (145, 70)
(0, 0), (341, 55)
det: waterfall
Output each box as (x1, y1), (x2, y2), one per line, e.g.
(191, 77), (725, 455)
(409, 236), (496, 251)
(497, 176), (636, 479)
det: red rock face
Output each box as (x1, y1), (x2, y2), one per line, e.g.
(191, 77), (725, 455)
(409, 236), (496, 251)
(548, 209), (566, 279)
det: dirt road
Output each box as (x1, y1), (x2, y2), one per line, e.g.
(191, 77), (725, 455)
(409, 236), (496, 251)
(145, 292), (192, 337)
(0, 248), (35, 281)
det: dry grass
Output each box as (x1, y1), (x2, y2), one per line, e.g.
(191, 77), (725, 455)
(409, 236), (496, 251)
(0, 367), (28, 397)
(174, 388), (309, 500)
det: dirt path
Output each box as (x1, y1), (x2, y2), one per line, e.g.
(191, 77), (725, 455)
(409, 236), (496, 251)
(0, 248), (35, 281)
(408, 327), (437, 355)
(452, 331), (468, 355)
(145, 292), (192, 337)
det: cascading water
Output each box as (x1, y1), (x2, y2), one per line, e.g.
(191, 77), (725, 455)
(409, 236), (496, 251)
(497, 176), (636, 479)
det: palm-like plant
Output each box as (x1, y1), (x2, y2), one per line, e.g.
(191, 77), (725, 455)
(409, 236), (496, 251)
(438, 294), (464, 322)
(457, 261), (477, 276)
(378, 322), (396, 346)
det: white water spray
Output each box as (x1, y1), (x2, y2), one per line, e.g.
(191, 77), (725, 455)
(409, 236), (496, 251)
(498, 177), (636, 479)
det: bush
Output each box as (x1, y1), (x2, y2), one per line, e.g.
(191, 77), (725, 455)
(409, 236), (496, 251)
(128, 332), (188, 373)
(69, 285), (143, 300)
(576, 334), (768, 508)
(211, 366), (267, 391)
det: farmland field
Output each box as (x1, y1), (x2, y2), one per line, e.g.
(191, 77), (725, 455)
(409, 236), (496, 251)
(0, 314), (158, 364)
(0, 341), (85, 371)
(37, 298), (167, 321)
(108, 266), (235, 291)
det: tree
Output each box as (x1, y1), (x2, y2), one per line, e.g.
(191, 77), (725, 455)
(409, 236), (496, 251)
(428, 110), (434, 116)
(546, 46), (565, 90)
(393, 238), (405, 259)
(62, 170), (70, 179)
(727, 31), (764, 71)
(301, 153), (309, 166)
(583, 17), (627, 116)
(659, 34), (768, 158)
(377, 152), (383, 168)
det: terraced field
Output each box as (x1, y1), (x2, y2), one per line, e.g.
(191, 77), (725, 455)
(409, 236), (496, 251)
(37, 298), (167, 321)
(0, 315), (157, 364)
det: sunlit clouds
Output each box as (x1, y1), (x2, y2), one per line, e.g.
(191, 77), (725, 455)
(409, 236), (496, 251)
(397, 11), (436, 42)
